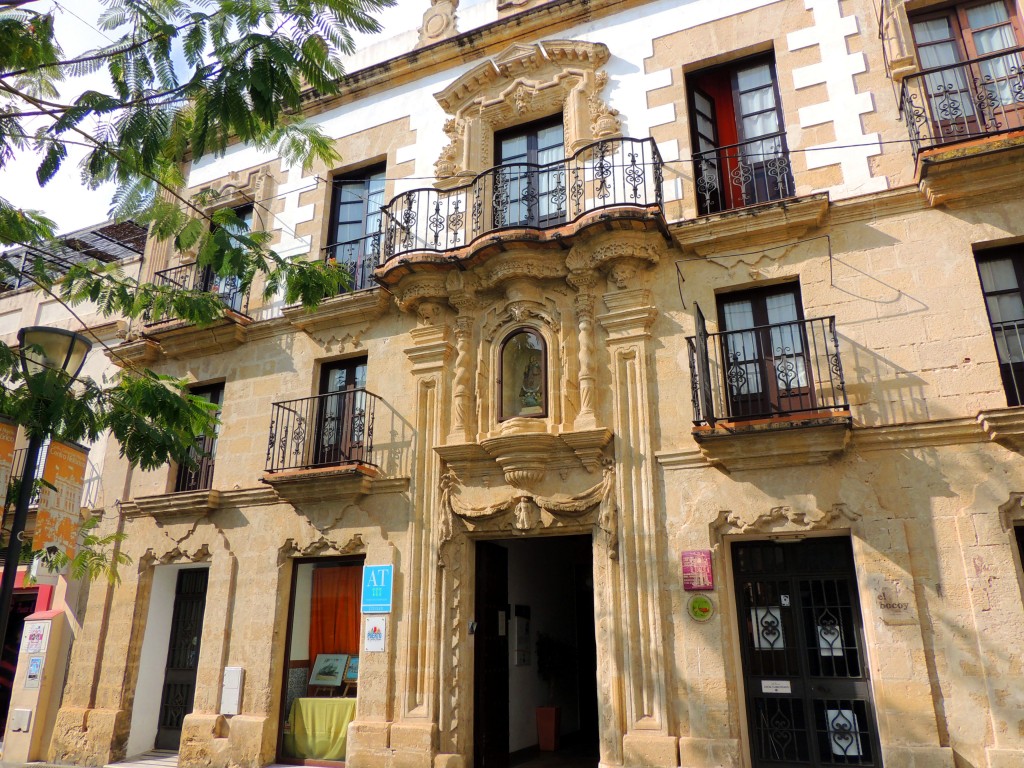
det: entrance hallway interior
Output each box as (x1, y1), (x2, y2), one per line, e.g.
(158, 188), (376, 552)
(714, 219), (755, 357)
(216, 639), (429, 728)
(474, 535), (599, 768)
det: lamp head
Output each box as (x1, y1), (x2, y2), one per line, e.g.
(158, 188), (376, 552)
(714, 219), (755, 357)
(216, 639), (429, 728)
(17, 326), (92, 384)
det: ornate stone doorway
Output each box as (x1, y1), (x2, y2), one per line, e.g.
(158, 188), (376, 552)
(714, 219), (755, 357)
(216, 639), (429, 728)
(473, 535), (598, 768)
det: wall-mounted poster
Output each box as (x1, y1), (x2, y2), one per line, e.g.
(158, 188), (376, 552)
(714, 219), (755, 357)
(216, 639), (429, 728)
(308, 653), (348, 687)
(364, 616), (386, 652)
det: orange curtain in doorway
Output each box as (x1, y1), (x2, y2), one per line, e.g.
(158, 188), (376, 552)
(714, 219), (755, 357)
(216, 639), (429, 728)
(309, 565), (361, 662)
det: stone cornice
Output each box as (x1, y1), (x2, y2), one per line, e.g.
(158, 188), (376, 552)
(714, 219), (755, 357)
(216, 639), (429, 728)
(655, 448), (710, 471)
(851, 417), (985, 451)
(281, 289), (392, 334)
(142, 313), (250, 360)
(693, 418), (851, 471)
(107, 338), (161, 368)
(825, 186), (925, 225)
(260, 464), (378, 506)
(917, 134), (1024, 208)
(670, 194), (828, 256)
(978, 407), (1024, 453)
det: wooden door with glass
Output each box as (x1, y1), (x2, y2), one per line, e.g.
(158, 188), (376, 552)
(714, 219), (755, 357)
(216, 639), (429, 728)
(314, 358), (368, 467)
(717, 284), (814, 419)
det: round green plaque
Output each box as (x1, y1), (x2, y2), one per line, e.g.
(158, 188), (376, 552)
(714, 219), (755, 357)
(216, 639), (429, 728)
(687, 594), (715, 622)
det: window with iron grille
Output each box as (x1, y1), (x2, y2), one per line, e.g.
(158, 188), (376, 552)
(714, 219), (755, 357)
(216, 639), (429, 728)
(327, 166), (386, 292)
(687, 54), (793, 215)
(174, 384), (223, 493)
(494, 117), (565, 228)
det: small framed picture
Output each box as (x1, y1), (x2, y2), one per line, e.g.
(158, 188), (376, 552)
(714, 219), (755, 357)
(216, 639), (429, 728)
(309, 653), (348, 687)
(343, 655), (360, 682)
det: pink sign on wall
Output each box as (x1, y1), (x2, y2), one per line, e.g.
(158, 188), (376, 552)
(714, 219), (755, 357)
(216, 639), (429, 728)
(682, 550), (714, 591)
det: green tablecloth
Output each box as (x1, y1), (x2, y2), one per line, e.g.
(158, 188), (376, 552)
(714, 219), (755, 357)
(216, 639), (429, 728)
(283, 697), (357, 760)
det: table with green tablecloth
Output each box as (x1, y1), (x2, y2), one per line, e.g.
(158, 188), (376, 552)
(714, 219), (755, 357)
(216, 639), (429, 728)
(283, 697), (357, 760)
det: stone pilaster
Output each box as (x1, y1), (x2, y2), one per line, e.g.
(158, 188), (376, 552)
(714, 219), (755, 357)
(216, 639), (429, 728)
(377, 304), (452, 768)
(597, 286), (678, 768)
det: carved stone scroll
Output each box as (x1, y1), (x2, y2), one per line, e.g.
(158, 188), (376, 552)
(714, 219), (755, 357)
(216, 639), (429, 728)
(432, 41), (622, 187)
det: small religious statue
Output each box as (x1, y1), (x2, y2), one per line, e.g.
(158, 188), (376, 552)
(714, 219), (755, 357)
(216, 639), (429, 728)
(519, 358), (542, 409)
(500, 329), (546, 419)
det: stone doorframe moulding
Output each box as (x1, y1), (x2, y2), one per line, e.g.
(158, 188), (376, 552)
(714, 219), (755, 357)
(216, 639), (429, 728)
(434, 464), (626, 767)
(709, 502), (955, 768)
(432, 40), (621, 187)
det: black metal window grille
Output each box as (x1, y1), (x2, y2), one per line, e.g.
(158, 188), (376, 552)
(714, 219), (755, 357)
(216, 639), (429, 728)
(325, 166), (386, 293)
(976, 249), (1024, 405)
(174, 385), (223, 493)
(377, 137), (663, 262)
(688, 56), (794, 215)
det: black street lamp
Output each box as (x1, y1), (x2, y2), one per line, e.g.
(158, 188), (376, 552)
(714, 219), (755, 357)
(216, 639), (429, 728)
(0, 326), (92, 645)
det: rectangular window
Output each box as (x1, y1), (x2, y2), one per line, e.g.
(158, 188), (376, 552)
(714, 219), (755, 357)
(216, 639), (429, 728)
(327, 166), (386, 292)
(688, 55), (793, 215)
(201, 205), (252, 313)
(174, 384), (223, 492)
(494, 116), (565, 228)
(313, 357), (369, 467)
(977, 248), (1024, 405)
(909, 0), (1024, 136)
(716, 283), (814, 418)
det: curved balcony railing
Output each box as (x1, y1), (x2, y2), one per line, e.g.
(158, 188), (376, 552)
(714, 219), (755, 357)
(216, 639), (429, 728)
(377, 137), (663, 263)
(899, 46), (1024, 157)
(266, 388), (380, 472)
(323, 232), (379, 293)
(692, 132), (794, 215)
(687, 313), (848, 427)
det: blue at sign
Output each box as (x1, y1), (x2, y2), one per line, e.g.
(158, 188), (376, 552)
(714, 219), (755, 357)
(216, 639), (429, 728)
(361, 565), (393, 613)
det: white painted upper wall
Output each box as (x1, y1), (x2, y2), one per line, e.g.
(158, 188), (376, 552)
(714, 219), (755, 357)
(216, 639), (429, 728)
(189, 0), (887, 260)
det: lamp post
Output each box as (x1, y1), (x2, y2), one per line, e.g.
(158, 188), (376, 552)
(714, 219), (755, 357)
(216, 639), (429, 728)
(0, 326), (92, 646)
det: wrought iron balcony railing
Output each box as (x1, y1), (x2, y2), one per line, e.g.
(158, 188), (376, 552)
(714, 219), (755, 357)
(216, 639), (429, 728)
(377, 137), (663, 263)
(693, 132), (795, 215)
(266, 388), (380, 472)
(148, 261), (249, 322)
(687, 312), (848, 427)
(899, 46), (1024, 157)
(323, 233), (379, 293)
(174, 430), (218, 493)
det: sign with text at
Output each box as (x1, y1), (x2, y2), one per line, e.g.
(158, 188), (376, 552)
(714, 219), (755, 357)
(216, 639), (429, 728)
(681, 549), (714, 591)
(361, 564), (393, 613)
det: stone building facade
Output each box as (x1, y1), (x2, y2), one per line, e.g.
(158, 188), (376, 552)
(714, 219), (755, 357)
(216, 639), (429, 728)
(48, 0), (1024, 767)
(0, 220), (148, 763)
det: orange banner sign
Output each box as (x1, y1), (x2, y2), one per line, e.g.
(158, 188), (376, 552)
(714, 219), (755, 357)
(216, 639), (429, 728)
(33, 440), (88, 562)
(0, 417), (15, 501)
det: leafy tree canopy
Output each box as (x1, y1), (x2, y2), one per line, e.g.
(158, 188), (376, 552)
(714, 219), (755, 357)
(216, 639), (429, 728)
(0, 0), (391, 472)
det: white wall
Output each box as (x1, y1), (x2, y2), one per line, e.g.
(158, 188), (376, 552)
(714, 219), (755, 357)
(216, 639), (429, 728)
(127, 564), (207, 758)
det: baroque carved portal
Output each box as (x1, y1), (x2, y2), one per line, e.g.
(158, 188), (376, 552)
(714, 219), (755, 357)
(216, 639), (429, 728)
(432, 40), (621, 185)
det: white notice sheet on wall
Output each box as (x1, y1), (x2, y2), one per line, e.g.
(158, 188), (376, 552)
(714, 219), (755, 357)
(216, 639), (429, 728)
(365, 615), (386, 652)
